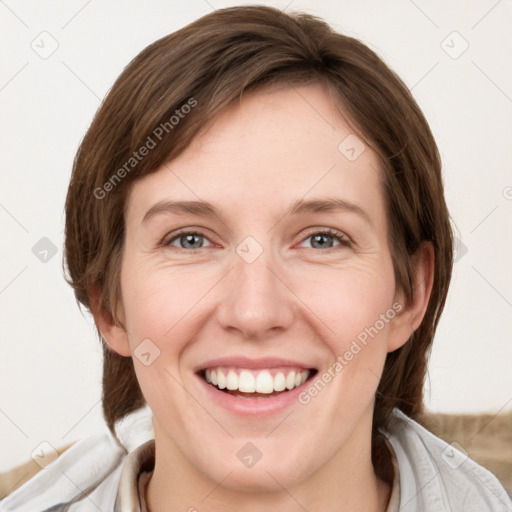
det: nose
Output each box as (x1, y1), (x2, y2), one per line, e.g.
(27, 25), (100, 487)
(216, 245), (295, 341)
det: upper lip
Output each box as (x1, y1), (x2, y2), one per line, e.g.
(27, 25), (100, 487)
(194, 356), (317, 373)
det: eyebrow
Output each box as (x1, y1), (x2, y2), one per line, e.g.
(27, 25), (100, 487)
(142, 197), (372, 226)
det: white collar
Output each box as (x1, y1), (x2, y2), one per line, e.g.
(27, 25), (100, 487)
(1, 406), (510, 511)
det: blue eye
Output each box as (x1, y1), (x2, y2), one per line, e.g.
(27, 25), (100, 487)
(299, 229), (351, 250)
(166, 231), (212, 250)
(163, 228), (351, 252)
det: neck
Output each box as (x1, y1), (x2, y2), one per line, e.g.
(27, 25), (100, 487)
(145, 409), (391, 512)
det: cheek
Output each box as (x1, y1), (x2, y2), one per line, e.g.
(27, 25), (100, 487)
(293, 264), (396, 348)
(121, 249), (397, 356)
(121, 265), (196, 419)
(120, 261), (207, 347)
(294, 264), (396, 410)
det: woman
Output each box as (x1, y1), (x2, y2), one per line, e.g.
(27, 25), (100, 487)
(2, 5), (510, 511)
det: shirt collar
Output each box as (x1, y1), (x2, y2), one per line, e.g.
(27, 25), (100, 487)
(113, 437), (400, 512)
(114, 439), (155, 512)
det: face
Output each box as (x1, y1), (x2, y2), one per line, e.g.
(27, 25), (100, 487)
(108, 83), (416, 492)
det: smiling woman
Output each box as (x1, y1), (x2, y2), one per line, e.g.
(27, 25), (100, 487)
(2, 4), (510, 512)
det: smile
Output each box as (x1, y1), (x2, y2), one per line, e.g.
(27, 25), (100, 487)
(202, 367), (313, 396)
(194, 356), (318, 415)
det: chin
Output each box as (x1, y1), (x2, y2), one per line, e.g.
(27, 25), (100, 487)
(197, 445), (310, 494)
(216, 465), (306, 494)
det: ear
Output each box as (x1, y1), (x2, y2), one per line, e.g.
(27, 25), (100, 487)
(387, 241), (435, 353)
(87, 282), (132, 357)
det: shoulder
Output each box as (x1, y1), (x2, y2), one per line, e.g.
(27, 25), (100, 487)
(0, 406), (153, 512)
(382, 408), (512, 512)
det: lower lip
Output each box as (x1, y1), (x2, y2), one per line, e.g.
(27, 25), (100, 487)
(195, 372), (313, 417)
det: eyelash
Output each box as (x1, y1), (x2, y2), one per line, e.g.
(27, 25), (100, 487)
(162, 227), (352, 252)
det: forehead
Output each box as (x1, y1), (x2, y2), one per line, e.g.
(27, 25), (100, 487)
(125, 83), (385, 231)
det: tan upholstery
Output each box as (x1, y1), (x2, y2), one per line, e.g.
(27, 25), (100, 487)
(419, 409), (512, 492)
(0, 443), (75, 500)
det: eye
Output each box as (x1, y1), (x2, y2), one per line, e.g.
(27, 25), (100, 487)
(163, 228), (351, 252)
(164, 230), (213, 251)
(298, 228), (352, 250)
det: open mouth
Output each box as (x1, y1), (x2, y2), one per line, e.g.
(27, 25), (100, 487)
(198, 366), (318, 399)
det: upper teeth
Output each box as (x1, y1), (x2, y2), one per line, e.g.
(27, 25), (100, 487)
(204, 368), (310, 393)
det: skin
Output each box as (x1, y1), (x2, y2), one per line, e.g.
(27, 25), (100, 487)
(92, 82), (434, 512)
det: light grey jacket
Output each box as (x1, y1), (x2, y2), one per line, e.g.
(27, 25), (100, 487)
(1, 406), (511, 511)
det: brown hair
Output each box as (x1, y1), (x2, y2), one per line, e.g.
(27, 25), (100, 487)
(63, 5), (453, 480)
